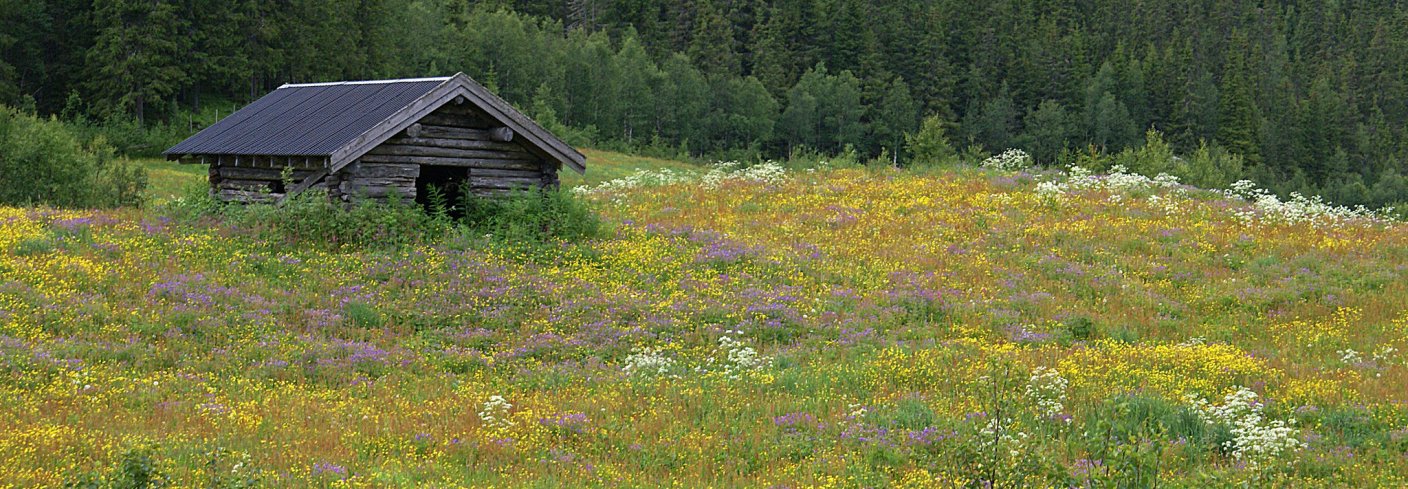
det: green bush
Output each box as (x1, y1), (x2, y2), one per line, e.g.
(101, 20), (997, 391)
(0, 106), (146, 208)
(459, 187), (603, 245)
(904, 114), (958, 167)
(165, 183), (603, 250)
(64, 445), (168, 488)
(783, 144), (861, 170)
(1060, 316), (1097, 342)
(226, 190), (450, 248)
(1182, 141), (1245, 189)
(1112, 129), (1176, 176)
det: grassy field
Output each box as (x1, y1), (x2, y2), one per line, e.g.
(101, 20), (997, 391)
(561, 149), (700, 188)
(139, 158), (208, 205)
(2, 150), (1407, 487)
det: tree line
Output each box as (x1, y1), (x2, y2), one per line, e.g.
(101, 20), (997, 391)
(3, 0), (1407, 207)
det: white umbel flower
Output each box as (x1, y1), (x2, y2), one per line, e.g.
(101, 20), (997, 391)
(1186, 387), (1303, 465)
(478, 395), (515, 429)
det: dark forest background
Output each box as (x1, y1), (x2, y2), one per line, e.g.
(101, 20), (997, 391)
(4, 0), (1408, 206)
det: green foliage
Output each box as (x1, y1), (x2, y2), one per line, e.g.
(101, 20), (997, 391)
(889, 396), (938, 430)
(0, 106), (146, 208)
(1061, 316), (1097, 342)
(783, 145), (860, 170)
(686, 0), (740, 76)
(963, 87), (1019, 152)
(776, 64), (863, 154)
(701, 76), (777, 155)
(459, 188), (603, 245)
(74, 117), (191, 159)
(1368, 169), (1408, 210)
(904, 114), (958, 167)
(166, 187), (450, 248)
(345, 302), (383, 329)
(201, 448), (259, 489)
(1080, 395), (1206, 487)
(65, 446), (168, 488)
(116, 447), (166, 489)
(85, 0), (188, 126)
(166, 182), (602, 250)
(1066, 131), (1251, 191)
(243, 191), (448, 248)
(870, 78), (918, 158)
(1083, 62), (1140, 153)
(1216, 34), (1262, 167)
(1307, 406), (1393, 449)
(1018, 100), (1075, 164)
(1113, 129), (1176, 176)
(1183, 141), (1246, 189)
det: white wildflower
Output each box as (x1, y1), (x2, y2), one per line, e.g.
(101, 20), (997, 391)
(572, 167), (696, 198)
(1338, 349), (1363, 365)
(1224, 180), (1391, 226)
(980, 149), (1033, 171)
(847, 403), (868, 419)
(1178, 336), (1207, 347)
(978, 417), (1025, 458)
(1034, 181), (1066, 202)
(707, 335), (772, 380)
(1152, 172), (1182, 188)
(478, 395), (515, 429)
(702, 161), (788, 189)
(575, 161), (788, 199)
(1036, 165), (1391, 227)
(1024, 367), (1069, 420)
(623, 346), (679, 378)
(1372, 346), (1397, 363)
(1186, 387), (1303, 465)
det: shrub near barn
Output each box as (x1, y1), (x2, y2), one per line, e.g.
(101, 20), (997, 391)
(0, 107), (145, 208)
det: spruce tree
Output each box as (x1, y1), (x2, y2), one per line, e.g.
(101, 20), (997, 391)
(1019, 100), (1074, 164)
(0, 0), (51, 108)
(750, 6), (795, 98)
(86, 0), (189, 125)
(1296, 74), (1352, 181)
(870, 78), (918, 161)
(687, 0), (740, 77)
(962, 86), (1019, 152)
(1216, 40), (1263, 167)
(1083, 62), (1139, 152)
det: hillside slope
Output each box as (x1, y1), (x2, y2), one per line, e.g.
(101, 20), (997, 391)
(2, 153), (1407, 486)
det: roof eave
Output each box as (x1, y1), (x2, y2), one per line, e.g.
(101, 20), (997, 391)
(446, 73), (586, 174)
(328, 73), (587, 174)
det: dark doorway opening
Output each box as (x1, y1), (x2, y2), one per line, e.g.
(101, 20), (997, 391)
(416, 165), (469, 216)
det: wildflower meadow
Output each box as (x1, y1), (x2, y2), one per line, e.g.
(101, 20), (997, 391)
(2, 152), (1407, 487)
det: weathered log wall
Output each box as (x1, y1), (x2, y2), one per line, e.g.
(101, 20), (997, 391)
(332, 161), (420, 202)
(341, 103), (560, 198)
(208, 165), (329, 203)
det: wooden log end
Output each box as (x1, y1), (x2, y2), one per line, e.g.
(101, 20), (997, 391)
(489, 127), (514, 142)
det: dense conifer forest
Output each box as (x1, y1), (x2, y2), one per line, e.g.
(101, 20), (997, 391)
(4, 0), (1407, 206)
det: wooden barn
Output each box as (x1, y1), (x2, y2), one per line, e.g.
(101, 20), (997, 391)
(164, 73), (586, 205)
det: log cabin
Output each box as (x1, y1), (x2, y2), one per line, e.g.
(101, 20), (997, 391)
(163, 73), (586, 206)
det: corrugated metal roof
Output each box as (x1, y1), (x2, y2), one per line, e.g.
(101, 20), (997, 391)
(165, 79), (448, 157)
(165, 73), (586, 175)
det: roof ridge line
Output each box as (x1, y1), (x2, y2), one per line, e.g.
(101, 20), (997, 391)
(326, 76), (463, 171)
(279, 76), (455, 89)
